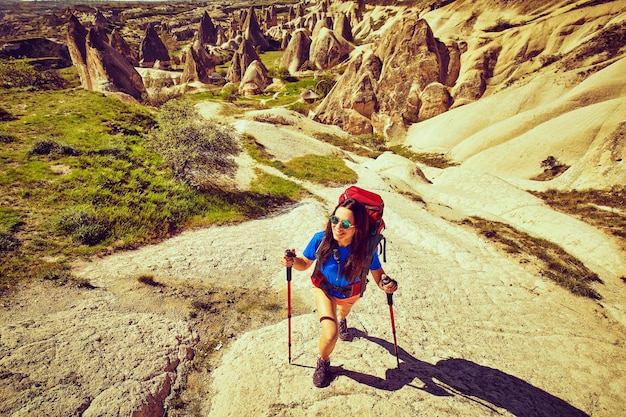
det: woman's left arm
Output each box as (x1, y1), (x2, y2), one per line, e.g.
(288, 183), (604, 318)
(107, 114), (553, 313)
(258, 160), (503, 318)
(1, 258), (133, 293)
(370, 268), (398, 294)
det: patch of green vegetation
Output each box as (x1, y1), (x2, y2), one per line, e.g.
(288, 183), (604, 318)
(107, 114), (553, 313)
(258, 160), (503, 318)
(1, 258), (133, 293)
(312, 132), (385, 159)
(389, 145), (458, 169)
(250, 170), (309, 201)
(242, 134), (356, 186)
(259, 50), (285, 74)
(461, 217), (602, 299)
(0, 58), (71, 90)
(531, 187), (626, 240)
(267, 77), (318, 107)
(282, 154), (357, 186)
(0, 88), (303, 292)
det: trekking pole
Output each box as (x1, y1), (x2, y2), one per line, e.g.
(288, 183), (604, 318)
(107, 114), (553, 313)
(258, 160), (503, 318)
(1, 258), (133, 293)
(381, 275), (400, 368)
(285, 249), (296, 364)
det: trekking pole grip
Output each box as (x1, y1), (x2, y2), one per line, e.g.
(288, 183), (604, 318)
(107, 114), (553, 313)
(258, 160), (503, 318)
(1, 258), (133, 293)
(285, 249), (295, 281)
(381, 275), (393, 305)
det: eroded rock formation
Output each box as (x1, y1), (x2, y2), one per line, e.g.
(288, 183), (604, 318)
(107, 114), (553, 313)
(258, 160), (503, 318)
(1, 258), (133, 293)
(309, 27), (353, 70)
(242, 6), (270, 51)
(226, 38), (261, 83)
(139, 23), (170, 68)
(110, 29), (137, 66)
(181, 40), (218, 84)
(66, 15), (146, 101)
(314, 15), (459, 136)
(198, 11), (218, 45)
(280, 28), (311, 74)
(239, 59), (271, 96)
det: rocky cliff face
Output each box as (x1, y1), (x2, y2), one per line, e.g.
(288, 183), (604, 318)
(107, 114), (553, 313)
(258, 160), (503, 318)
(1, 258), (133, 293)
(308, 0), (626, 144)
(313, 14), (459, 136)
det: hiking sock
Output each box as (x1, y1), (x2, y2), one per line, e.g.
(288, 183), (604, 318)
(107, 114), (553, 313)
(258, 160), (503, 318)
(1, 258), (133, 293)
(338, 318), (350, 341)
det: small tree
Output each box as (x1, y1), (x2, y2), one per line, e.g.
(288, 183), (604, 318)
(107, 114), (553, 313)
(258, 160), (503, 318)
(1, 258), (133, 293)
(148, 98), (241, 188)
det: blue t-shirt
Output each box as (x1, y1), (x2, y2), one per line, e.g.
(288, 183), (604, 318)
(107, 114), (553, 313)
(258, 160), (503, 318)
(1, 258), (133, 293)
(303, 231), (381, 297)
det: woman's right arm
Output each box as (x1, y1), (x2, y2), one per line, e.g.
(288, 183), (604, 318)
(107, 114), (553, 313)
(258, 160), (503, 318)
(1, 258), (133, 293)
(281, 249), (314, 271)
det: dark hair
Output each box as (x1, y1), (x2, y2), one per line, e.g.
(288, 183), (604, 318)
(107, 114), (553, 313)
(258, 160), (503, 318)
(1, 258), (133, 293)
(318, 198), (368, 281)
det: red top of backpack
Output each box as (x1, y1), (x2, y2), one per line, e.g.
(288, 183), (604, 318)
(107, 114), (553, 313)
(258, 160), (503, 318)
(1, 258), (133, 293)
(339, 186), (385, 235)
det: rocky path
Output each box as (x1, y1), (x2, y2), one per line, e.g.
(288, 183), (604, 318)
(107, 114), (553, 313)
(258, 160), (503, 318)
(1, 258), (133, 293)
(2, 108), (625, 416)
(205, 155), (626, 416)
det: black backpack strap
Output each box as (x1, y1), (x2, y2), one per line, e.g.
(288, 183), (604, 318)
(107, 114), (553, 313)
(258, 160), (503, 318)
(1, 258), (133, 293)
(358, 233), (385, 297)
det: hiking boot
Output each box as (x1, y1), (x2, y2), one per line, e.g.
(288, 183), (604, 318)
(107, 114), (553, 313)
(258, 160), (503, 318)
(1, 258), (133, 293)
(338, 318), (350, 341)
(313, 357), (331, 388)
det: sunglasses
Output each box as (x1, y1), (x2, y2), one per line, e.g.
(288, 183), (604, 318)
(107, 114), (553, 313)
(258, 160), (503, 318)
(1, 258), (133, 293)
(330, 215), (354, 229)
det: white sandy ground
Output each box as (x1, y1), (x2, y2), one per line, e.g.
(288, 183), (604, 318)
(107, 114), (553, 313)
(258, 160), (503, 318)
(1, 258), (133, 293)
(2, 1), (626, 414)
(2, 95), (624, 415)
(0, 103), (623, 416)
(62, 97), (626, 416)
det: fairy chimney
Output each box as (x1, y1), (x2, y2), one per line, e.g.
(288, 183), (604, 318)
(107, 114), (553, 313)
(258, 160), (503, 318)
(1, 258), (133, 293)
(334, 13), (354, 43)
(311, 16), (333, 39)
(181, 40), (218, 84)
(226, 38), (261, 83)
(309, 27), (353, 70)
(280, 28), (311, 74)
(242, 6), (270, 51)
(139, 23), (170, 68)
(238, 59), (271, 96)
(67, 15), (145, 101)
(110, 29), (137, 66)
(198, 11), (218, 45)
(66, 14), (90, 89)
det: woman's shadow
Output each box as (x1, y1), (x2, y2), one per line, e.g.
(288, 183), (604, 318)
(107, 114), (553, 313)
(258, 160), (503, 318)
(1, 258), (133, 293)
(334, 329), (588, 417)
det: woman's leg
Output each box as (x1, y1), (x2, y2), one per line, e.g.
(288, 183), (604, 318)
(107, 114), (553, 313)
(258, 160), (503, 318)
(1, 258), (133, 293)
(336, 294), (359, 321)
(313, 287), (338, 360)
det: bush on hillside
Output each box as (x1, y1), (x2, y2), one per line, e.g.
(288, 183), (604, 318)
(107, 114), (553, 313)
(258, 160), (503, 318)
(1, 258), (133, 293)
(148, 98), (241, 189)
(0, 59), (68, 90)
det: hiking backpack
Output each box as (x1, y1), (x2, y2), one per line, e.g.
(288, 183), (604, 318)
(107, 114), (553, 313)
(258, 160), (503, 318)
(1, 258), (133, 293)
(338, 186), (386, 296)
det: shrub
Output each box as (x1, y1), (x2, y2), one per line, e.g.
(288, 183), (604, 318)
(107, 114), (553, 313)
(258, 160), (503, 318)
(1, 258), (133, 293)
(145, 86), (183, 108)
(39, 269), (74, 284)
(533, 155), (569, 181)
(274, 67), (291, 80)
(0, 132), (17, 143)
(0, 59), (38, 88)
(0, 107), (15, 121)
(53, 206), (109, 245)
(389, 145), (457, 168)
(252, 113), (294, 125)
(0, 231), (20, 252)
(147, 98), (241, 188)
(137, 274), (165, 287)
(221, 84), (239, 102)
(30, 139), (81, 156)
(287, 101), (314, 116)
(0, 59), (68, 90)
(314, 77), (336, 97)
(356, 133), (386, 151)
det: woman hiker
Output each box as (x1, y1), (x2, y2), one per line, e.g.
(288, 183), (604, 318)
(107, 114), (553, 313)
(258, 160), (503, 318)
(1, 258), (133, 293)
(280, 198), (398, 388)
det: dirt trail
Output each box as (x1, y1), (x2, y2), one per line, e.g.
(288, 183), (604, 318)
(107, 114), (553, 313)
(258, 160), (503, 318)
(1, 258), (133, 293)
(2, 105), (625, 416)
(205, 152), (626, 416)
(73, 105), (626, 416)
